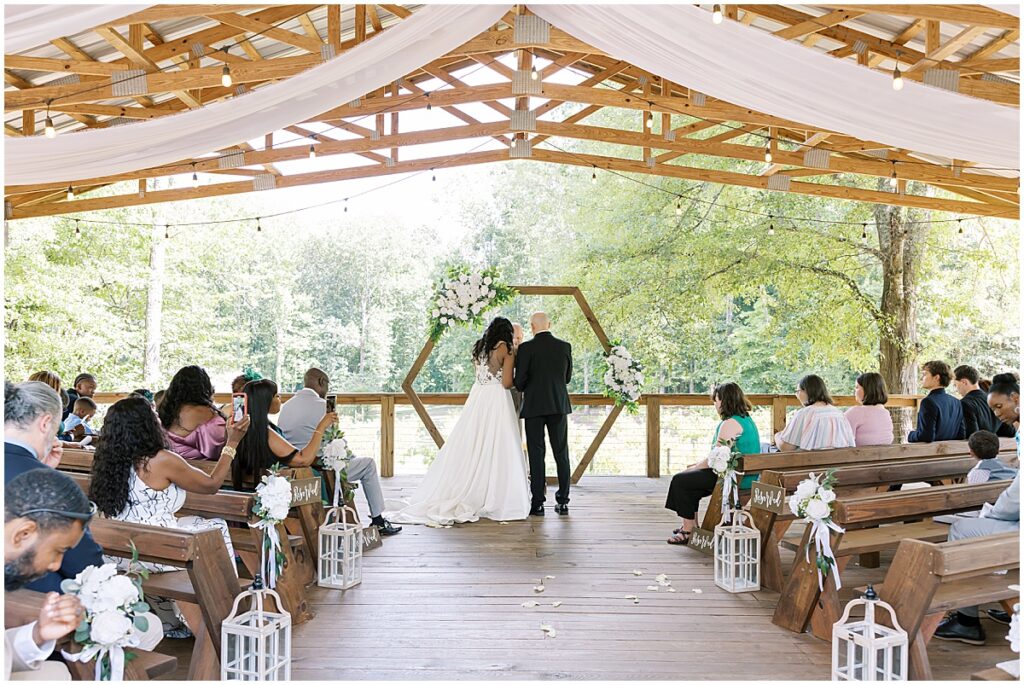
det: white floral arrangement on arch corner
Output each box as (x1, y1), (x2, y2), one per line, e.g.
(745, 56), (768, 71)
(789, 469), (844, 591)
(252, 467), (292, 589)
(427, 266), (517, 342)
(59, 556), (153, 681)
(602, 342), (644, 413)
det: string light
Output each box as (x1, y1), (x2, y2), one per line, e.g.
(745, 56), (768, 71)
(767, 215), (775, 236)
(75, 219), (80, 236)
(431, 168), (436, 182)
(861, 223), (868, 240)
(958, 219), (964, 234)
(712, 4), (723, 23)
(44, 101), (56, 138)
(591, 167), (597, 184)
(191, 164), (199, 188)
(531, 64), (539, 81)
(344, 198), (348, 213)
(892, 51), (903, 91)
(889, 162), (898, 189)
(764, 147), (772, 163)
(221, 64), (232, 88)
(309, 144), (316, 159)
(164, 225), (169, 239)
(66, 185), (74, 201)
(645, 111), (654, 129)
(675, 199), (682, 216)
(425, 92), (431, 111)
(256, 217), (262, 232)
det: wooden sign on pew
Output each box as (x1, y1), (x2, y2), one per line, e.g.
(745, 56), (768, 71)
(688, 527), (716, 556)
(362, 524), (383, 552)
(750, 481), (787, 514)
(290, 477), (322, 507)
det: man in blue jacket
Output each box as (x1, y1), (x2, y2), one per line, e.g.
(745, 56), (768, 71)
(4, 380), (103, 592)
(908, 361), (966, 443)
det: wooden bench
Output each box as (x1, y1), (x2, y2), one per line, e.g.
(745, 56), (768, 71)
(875, 533), (1019, 680)
(771, 480), (1012, 641)
(65, 471), (315, 626)
(690, 439), (1007, 555)
(972, 667), (1018, 681)
(5, 589), (178, 680)
(752, 454), (984, 589)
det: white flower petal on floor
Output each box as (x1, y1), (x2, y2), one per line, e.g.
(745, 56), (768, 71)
(667, 587), (677, 593)
(521, 601), (539, 608)
(540, 624), (557, 638)
(692, 588), (703, 594)
(545, 575), (555, 580)
(552, 602), (562, 608)
(646, 586), (659, 591)
(533, 585), (545, 593)
(632, 569), (644, 576)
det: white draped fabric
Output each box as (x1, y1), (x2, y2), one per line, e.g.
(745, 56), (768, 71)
(4, 4), (509, 185)
(531, 4), (1019, 170)
(3, 4), (152, 55)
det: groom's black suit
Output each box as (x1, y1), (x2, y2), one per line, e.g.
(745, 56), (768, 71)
(514, 331), (573, 507)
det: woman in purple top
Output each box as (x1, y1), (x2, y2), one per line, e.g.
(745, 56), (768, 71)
(158, 365), (227, 460)
(845, 372), (894, 446)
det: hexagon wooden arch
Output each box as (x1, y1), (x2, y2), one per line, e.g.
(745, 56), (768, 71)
(401, 285), (625, 484)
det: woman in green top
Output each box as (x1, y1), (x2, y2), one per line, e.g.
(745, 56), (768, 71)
(665, 382), (761, 545)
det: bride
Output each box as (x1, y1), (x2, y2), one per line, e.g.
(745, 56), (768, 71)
(386, 316), (530, 524)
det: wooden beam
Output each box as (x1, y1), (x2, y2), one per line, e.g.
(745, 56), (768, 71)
(773, 9), (866, 41)
(819, 5), (1021, 30)
(105, 5), (269, 25)
(964, 29), (1019, 62)
(327, 4), (341, 50)
(204, 12), (323, 53)
(905, 26), (988, 74)
(21, 110), (34, 136)
(297, 13), (322, 42)
(94, 26), (202, 108)
(355, 5), (367, 44)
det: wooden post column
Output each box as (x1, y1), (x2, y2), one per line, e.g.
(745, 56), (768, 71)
(380, 394), (395, 477)
(646, 396), (661, 478)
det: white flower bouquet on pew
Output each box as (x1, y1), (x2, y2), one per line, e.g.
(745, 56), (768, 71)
(708, 438), (743, 517)
(427, 266), (516, 342)
(318, 424), (358, 507)
(253, 468), (292, 589)
(602, 343), (644, 413)
(789, 470), (844, 591)
(60, 550), (156, 681)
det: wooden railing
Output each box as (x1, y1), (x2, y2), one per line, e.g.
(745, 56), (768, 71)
(92, 392), (922, 479)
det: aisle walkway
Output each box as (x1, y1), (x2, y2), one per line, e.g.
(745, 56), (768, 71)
(288, 476), (1010, 680)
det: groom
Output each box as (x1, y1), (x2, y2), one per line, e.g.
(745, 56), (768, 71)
(514, 312), (573, 516)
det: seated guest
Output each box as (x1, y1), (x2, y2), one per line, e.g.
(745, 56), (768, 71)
(269, 372), (403, 535)
(61, 397), (98, 440)
(4, 468), (92, 681)
(4, 381), (103, 593)
(131, 388), (154, 403)
(965, 430), (1017, 484)
(62, 373), (97, 421)
(231, 369), (263, 395)
(989, 372), (1021, 447)
(92, 395), (248, 636)
(158, 366), (227, 460)
(908, 361), (966, 442)
(153, 389), (165, 407)
(775, 375), (856, 451)
(665, 382), (760, 545)
(26, 372), (84, 450)
(955, 365), (1003, 437)
(844, 372), (894, 446)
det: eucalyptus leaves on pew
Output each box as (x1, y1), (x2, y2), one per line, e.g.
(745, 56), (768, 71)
(789, 469), (844, 591)
(60, 546), (153, 681)
(252, 466), (291, 589)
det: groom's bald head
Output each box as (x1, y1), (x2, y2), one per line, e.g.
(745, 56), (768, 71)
(530, 312), (551, 334)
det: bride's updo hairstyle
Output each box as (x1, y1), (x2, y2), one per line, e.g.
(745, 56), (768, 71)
(473, 317), (514, 362)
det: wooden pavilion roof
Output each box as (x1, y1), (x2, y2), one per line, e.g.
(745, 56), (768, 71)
(4, 4), (1020, 220)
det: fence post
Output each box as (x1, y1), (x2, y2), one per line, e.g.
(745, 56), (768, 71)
(380, 394), (395, 477)
(771, 395), (788, 438)
(646, 396), (661, 478)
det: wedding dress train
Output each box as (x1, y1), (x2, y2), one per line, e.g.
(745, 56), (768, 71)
(385, 361), (530, 525)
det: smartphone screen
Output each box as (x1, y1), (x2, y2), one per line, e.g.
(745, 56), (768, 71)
(325, 395), (337, 413)
(231, 393), (247, 422)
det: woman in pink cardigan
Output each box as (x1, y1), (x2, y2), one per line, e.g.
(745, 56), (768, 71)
(845, 372), (894, 446)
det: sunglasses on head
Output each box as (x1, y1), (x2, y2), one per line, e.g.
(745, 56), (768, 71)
(15, 501), (98, 522)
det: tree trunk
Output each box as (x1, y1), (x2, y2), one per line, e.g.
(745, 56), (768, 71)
(143, 219), (166, 386)
(873, 188), (924, 440)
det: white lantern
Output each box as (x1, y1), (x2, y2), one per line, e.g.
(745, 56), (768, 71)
(318, 505), (363, 589)
(713, 508), (761, 593)
(832, 585), (908, 681)
(220, 576), (291, 681)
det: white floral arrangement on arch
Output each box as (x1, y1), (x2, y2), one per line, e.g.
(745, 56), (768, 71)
(427, 266), (516, 342)
(789, 470), (844, 591)
(708, 438), (743, 516)
(252, 467), (292, 589)
(602, 342), (644, 413)
(60, 558), (153, 681)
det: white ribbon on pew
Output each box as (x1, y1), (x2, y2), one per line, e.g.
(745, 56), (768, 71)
(807, 518), (846, 592)
(721, 470), (743, 518)
(332, 467), (343, 509)
(255, 519), (283, 590)
(62, 637), (134, 681)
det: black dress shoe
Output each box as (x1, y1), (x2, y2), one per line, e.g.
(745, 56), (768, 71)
(530, 505), (545, 516)
(987, 609), (1012, 625)
(934, 615), (986, 645)
(376, 519), (402, 536)
(554, 503), (569, 516)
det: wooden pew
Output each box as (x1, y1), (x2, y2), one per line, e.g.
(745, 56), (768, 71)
(5, 589), (178, 680)
(752, 454), (982, 590)
(771, 480), (1012, 641)
(876, 533), (1019, 680)
(691, 439), (1006, 554)
(65, 471), (314, 626)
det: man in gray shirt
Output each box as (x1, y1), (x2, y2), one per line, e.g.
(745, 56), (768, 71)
(278, 368), (401, 536)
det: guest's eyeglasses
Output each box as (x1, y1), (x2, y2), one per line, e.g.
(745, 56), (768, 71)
(15, 501), (98, 522)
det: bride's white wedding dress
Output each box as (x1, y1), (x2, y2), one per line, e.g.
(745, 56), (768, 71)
(386, 354), (530, 525)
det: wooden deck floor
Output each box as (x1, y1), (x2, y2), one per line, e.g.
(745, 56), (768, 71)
(162, 476), (1012, 680)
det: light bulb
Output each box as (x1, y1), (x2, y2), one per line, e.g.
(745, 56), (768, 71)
(256, 218), (262, 232)
(344, 199), (348, 213)
(191, 171), (199, 188)
(861, 224), (868, 240)
(75, 221), (80, 236)
(889, 170), (898, 189)
(531, 65), (538, 81)
(768, 217), (775, 236)
(764, 148), (772, 163)
(164, 225), (169, 239)
(221, 64), (232, 88)
(309, 145), (316, 159)
(431, 169), (436, 182)
(66, 186), (74, 201)
(646, 113), (654, 129)
(958, 220), (964, 234)
(591, 168), (597, 184)
(892, 66), (903, 91)
(44, 117), (55, 138)
(712, 4), (723, 24)
(675, 201), (682, 216)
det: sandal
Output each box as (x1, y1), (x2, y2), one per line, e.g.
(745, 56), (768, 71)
(667, 531), (692, 545)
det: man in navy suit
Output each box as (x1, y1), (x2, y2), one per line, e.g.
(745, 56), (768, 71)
(907, 361), (967, 443)
(4, 380), (102, 593)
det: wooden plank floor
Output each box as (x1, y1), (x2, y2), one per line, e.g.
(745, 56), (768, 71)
(158, 476), (1013, 679)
